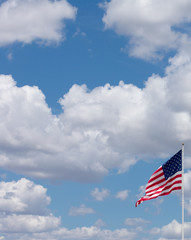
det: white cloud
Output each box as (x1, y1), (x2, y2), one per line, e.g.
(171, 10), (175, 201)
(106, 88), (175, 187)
(94, 219), (106, 228)
(101, 0), (191, 60)
(185, 156), (191, 169)
(73, 28), (87, 38)
(184, 171), (191, 199)
(183, 171), (191, 215)
(1, 46), (191, 182)
(115, 190), (129, 200)
(7, 53), (13, 61)
(8, 226), (137, 240)
(136, 185), (146, 200)
(151, 198), (164, 215)
(47, 227), (137, 240)
(0, 178), (61, 234)
(91, 188), (110, 201)
(125, 218), (150, 226)
(150, 220), (191, 239)
(0, 0), (77, 46)
(0, 178), (50, 215)
(0, 213), (60, 233)
(69, 204), (95, 216)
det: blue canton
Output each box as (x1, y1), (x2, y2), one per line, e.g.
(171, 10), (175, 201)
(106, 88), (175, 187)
(162, 150), (182, 180)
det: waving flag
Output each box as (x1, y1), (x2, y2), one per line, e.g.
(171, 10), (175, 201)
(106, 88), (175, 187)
(136, 150), (182, 207)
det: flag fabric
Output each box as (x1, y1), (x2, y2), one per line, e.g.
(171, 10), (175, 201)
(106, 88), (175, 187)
(135, 150), (182, 207)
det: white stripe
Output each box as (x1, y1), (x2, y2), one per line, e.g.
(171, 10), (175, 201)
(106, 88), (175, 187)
(147, 174), (182, 194)
(148, 182), (182, 199)
(136, 170), (182, 205)
(165, 170), (182, 181)
(146, 175), (182, 196)
(146, 173), (182, 192)
(146, 174), (165, 189)
(146, 170), (181, 192)
(148, 167), (163, 181)
(142, 182), (181, 201)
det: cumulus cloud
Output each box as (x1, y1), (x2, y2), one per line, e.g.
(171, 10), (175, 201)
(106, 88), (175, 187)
(0, 0), (77, 46)
(0, 180), (136, 240)
(91, 188), (110, 201)
(184, 171), (191, 199)
(115, 190), (129, 200)
(182, 171), (191, 215)
(0, 213), (60, 233)
(0, 178), (50, 215)
(7, 226), (137, 240)
(1, 49), (191, 182)
(0, 178), (61, 235)
(69, 204), (95, 216)
(101, 0), (191, 59)
(150, 220), (191, 239)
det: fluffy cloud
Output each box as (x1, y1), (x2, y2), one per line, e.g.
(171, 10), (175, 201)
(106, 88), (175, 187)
(91, 188), (110, 201)
(0, 214), (60, 233)
(1, 49), (191, 182)
(0, 0), (77, 46)
(150, 220), (191, 239)
(101, 0), (191, 59)
(4, 226), (137, 240)
(0, 179), (136, 239)
(69, 204), (95, 216)
(0, 178), (61, 235)
(184, 171), (191, 199)
(115, 190), (129, 201)
(183, 171), (191, 215)
(0, 178), (50, 215)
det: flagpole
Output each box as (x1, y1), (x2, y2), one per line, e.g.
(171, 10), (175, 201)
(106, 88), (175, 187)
(182, 143), (184, 240)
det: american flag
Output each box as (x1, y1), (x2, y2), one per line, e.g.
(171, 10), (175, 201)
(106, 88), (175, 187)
(135, 150), (182, 207)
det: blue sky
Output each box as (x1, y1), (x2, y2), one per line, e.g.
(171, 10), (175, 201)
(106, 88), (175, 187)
(0, 0), (191, 239)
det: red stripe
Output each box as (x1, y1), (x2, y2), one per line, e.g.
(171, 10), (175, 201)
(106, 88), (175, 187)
(146, 176), (165, 190)
(137, 186), (181, 204)
(160, 187), (182, 196)
(135, 158), (182, 207)
(147, 172), (164, 184)
(146, 174), (182, 194)
(147, 167), (162, 181)
(146, 182), (166, 195)
(146, 180), (182, 196)
(151, 166), (163, 175)
(145, 186), (182, 201)
(135, 175), (182, 207)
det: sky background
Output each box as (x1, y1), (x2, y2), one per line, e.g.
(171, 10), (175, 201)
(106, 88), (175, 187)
(1, 0), (191, 239)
